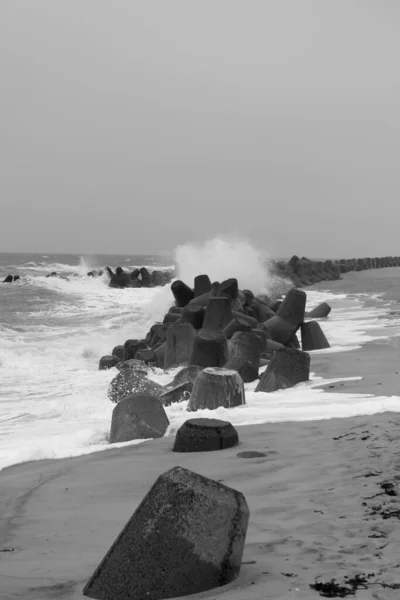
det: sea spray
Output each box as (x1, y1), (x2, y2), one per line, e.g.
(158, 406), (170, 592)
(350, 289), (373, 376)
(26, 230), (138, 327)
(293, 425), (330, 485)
(173, 236), (290, 296)
(1, 252), (400, 471)
(174, 237), (265, 292)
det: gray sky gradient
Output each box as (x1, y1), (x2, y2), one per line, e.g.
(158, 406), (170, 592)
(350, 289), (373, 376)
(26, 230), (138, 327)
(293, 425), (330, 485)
(1, 1), (400, 257)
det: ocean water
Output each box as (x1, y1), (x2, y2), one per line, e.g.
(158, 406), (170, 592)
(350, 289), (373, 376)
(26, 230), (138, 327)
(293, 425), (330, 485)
(1, 251), (400, 472)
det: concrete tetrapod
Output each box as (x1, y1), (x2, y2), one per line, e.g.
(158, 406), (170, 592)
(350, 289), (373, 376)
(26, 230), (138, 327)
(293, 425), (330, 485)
(108, 369), (166, 403)
(173, 418), (239, 452)
(187, 367), (245, 411)
(194, 274), (212, 297)
(220, 278), (239, 299)
(163, 312), (181, 325)
(98, 355), (120, 370)
(83, 466), (249, 600)
(111, 345), (124, 362)
(159, 382), (193, 406)
(171, 280), (194, 307)
(222, 317), (253, 339)
(181, 304), (205, 330)
(109, 393), (170, 443)
(171, 364), (203, 387)
(224, 331), (264, 383)
(123, 339), (147, 361)
(255, 347), (310, 392)
(276, 287), (306, 327)
(306, 302), (332, 319)
(203, 296), (233, 331)
(164, 322), (197, 370)
(262, 315), (298, 346)
(301, 321), (330, 351)
(189, 329), (228, 368)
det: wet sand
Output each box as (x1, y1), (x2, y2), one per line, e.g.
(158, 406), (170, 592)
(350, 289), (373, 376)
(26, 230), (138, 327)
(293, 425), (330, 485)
(2, 268), (400, 600)
(311, 267), (400, 397)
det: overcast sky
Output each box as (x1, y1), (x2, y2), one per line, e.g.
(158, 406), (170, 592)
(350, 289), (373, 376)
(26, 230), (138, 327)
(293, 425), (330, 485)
(1, 1), (399, 257)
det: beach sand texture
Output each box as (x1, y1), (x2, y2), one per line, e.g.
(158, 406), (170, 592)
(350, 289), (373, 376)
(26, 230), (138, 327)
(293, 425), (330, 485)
(2, 268), (400, 600)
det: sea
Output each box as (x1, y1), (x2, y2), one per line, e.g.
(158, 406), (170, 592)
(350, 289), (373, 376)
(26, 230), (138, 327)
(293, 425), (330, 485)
(2, 249), (400, 472)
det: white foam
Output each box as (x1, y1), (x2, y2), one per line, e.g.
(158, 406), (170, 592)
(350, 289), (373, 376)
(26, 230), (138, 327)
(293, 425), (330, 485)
(2, 267), (400, 471)
(174, 235), (288, 295)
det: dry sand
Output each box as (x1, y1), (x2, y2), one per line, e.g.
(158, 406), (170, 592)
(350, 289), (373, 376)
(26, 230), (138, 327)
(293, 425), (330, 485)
(2, 268), (400, 600)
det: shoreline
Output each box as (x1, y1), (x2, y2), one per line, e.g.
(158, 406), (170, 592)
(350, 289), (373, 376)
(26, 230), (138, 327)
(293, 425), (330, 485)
(2, 413), (400, 599)
(2, 268), (400, 599)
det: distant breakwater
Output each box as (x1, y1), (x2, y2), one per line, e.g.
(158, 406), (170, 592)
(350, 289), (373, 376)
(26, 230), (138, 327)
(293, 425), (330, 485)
(272, 255), (400, 287)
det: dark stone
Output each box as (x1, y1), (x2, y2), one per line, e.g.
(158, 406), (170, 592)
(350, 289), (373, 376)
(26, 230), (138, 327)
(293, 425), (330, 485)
(255, 347), (310, 392)
(109, 393), (169, 443)
(171, 280), (194, 308)
(108, 369), (165, 403)
(194, 274), (212, 297)
(171, 365), (203, 387)
(189, 329), (228, 369)
(111, 345), (125, 362)
(160, 382), (193, 406)
(188, 367), (245, 411)
(99, 355), (120, 370)
(173, 418), (239, 452)
(3, 275), (13, 283)
(13, 275), (20, 282)
(237, 451), (267, 459)
(83, 466), (249, 600)
(123, 339), (148, 361)
(301, 321), (330, 351)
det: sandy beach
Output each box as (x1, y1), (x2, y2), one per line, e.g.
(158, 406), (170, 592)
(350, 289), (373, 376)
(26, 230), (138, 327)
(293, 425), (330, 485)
(2, 269), (400, 600)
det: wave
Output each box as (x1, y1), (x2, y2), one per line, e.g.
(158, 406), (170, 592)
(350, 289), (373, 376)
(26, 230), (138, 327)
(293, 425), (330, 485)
(11, 256), (175, 275)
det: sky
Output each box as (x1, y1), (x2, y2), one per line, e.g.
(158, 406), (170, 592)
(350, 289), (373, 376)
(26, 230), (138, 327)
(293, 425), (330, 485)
(1, 1), (400, 257)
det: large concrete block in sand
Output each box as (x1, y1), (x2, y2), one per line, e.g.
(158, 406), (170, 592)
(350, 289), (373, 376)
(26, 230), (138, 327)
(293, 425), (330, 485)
(83, 465), (249, 600)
